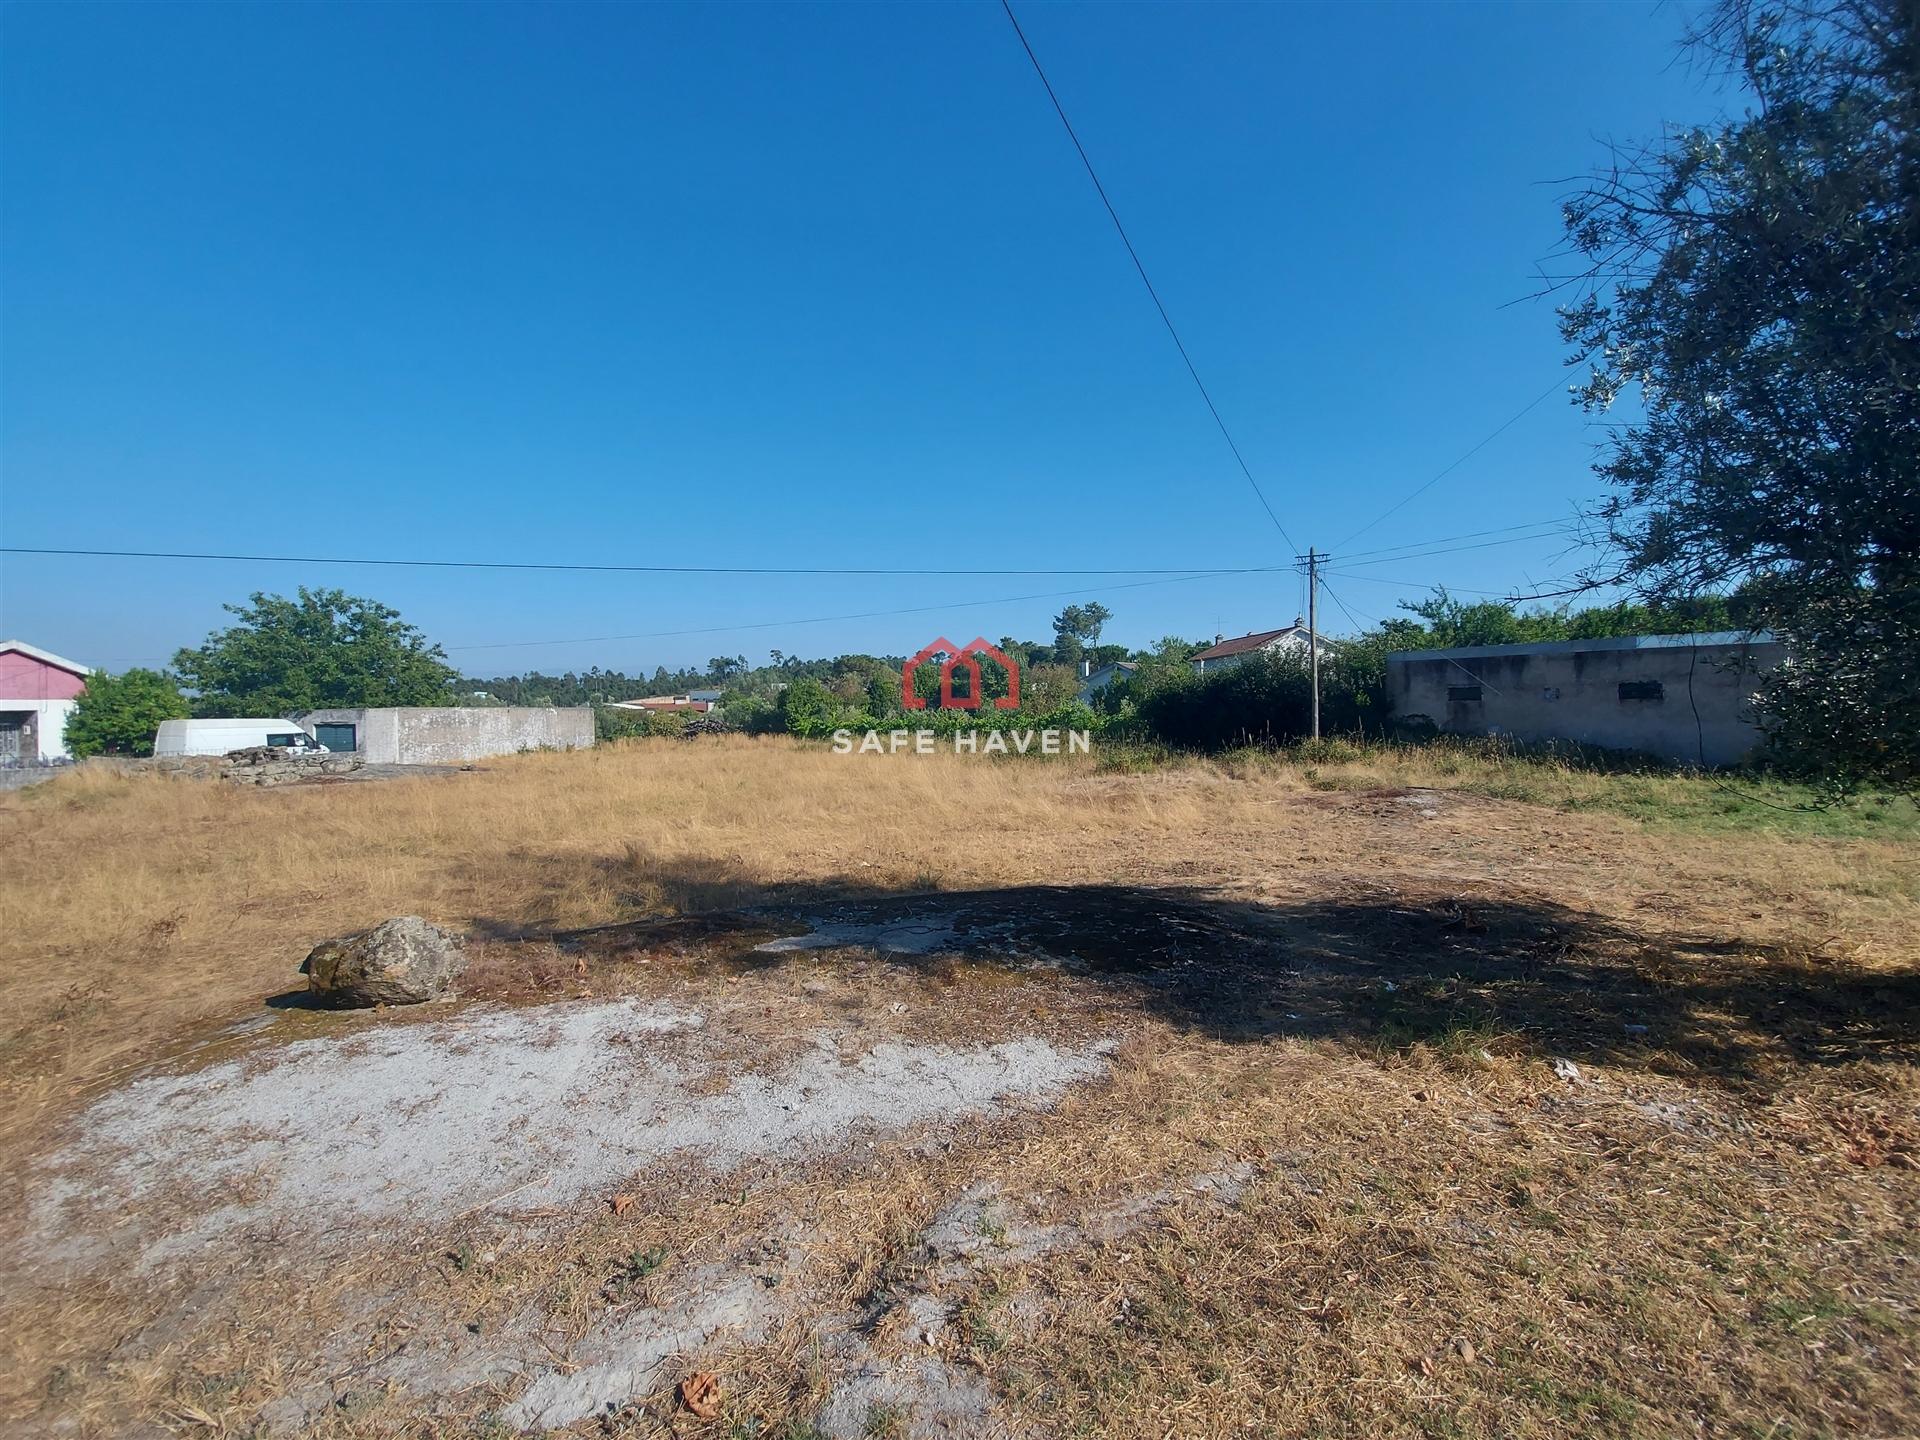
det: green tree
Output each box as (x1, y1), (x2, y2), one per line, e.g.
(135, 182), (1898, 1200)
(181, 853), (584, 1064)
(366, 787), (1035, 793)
(173, 589), (458, 716)
(777, 676), (837, 738)
(1052, 602), (1114, 659)
(1556, 0), (1917, 790)
(63, 668), (190, 757)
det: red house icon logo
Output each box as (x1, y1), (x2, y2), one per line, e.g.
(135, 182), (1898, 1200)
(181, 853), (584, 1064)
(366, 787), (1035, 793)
(900, 637), (1021, 712)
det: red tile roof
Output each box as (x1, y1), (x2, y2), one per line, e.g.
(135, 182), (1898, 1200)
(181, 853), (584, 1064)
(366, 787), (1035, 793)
(1188, 627), (1304, 662)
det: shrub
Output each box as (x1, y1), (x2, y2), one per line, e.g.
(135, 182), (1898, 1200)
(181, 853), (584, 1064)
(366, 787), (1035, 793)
(719, 693), (781, 734)
(776, 678), (839, 738)
(593, 705), (692, 740)
(64, 668), (190, 758)
(1123, 649), (1387, 752)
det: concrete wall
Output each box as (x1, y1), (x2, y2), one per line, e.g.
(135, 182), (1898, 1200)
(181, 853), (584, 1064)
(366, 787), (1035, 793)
(302, 707), (593, 764)
(1387, 633), (1785, 767)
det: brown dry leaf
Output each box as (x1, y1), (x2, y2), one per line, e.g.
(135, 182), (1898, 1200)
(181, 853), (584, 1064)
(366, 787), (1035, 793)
(610, 1194), (637, 1217)
(680, 1371), (721, 1419)
(1453, 1338), (1477, 1364)
(573, 955), (588, 979)
(1414, 1356), (1435, 1377)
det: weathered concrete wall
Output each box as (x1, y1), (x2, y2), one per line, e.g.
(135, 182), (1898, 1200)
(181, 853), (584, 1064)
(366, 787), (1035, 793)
(302, 707), (593, 764)
(1387, 634), (1785, 767)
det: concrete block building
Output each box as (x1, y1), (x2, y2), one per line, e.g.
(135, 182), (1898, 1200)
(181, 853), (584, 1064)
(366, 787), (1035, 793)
(299, 706), (593, 764)
(1387, 631), (1784, 767)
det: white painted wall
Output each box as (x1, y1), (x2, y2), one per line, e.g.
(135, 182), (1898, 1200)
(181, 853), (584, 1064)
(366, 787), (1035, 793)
(22, 699), (78, 760)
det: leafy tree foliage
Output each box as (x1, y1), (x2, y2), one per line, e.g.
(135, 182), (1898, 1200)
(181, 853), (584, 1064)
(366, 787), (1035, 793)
(464, 665), (712, 706)
(174, 589), (458, 716)
(1557, 0), (1918, 791)
(1129, 650), (1376, 750)
(776, 677), (838, 738)
(63, 668), (189, 757)
(1051, 602), (1113, 661)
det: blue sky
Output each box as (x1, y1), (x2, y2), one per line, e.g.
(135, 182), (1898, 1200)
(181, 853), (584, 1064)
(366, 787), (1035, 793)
(2, 1), (1724, 676)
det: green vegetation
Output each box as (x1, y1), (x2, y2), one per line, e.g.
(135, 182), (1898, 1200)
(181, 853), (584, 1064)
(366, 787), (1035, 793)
(1555, 0), (1917, 795)
(63, 668), (190, 758)
(489, 576), (1907, 819)
(1220, 737), (1920, 842)
(174, 589), (458, 716)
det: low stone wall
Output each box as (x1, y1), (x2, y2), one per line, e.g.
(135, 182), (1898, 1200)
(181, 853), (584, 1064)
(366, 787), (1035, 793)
(140, 749), (366, 786)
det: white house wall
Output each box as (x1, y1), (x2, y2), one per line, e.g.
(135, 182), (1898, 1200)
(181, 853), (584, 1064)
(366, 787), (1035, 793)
(19, 699), (78, 761)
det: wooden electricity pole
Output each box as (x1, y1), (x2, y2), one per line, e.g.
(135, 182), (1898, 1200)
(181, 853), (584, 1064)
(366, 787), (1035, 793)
(1300, 547), (1323, 740)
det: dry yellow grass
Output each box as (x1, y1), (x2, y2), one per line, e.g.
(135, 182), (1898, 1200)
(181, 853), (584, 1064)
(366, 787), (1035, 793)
(4, 737), (1912, 1114)
(3, 737), (1917, 1438)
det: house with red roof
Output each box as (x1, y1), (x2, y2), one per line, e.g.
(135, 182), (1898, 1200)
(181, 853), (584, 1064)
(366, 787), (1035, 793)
(1187, 622), (1313, 674)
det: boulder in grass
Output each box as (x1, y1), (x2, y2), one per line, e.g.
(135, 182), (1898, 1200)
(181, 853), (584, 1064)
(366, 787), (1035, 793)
(301, 917), (467, 1008)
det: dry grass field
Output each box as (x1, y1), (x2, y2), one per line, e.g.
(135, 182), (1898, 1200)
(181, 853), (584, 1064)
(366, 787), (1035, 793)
(1, 737), (1916, 1439)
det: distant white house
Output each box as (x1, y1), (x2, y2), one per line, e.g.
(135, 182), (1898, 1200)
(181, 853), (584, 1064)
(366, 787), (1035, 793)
(1188, 622), (1313, 674)
(1076, 661), (1137, 706)
(0, 640), (93, 762)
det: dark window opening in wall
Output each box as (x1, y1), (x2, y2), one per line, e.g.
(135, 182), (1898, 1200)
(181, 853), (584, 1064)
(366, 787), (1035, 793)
(315, 722), (358, 752)
(1447, 685), (1482, 703)
(1619, 680), (1665, 702)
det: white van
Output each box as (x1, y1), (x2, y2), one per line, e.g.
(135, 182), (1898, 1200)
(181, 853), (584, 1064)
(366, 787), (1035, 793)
(153, 718), (327, 757)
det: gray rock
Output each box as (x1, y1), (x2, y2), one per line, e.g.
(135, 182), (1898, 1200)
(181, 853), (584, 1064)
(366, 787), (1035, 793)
(301, 917), (468, 1007)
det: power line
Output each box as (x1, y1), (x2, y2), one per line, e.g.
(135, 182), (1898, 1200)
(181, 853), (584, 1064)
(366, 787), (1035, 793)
(1317, 579), (1377, 635)
(998, 0), (1297, 551)
(1333, 376), (1569, 550)
(1321, 576), (1508, 696)
(1337, 516), (1582, 563)
(1334, 528), (1593, 570)
(65, 568), (1309, 666)
(447, 568), (1248, 653)
(1322, 570), (1511, 596)
(0, 545), (1288, 580)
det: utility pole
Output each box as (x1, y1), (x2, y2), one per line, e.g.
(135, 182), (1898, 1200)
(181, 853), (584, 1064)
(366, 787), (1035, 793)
(1299, 547), (1323, 740)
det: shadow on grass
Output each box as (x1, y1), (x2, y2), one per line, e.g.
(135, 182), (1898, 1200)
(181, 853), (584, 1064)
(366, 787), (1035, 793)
(465, 858), (1920, 1090)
